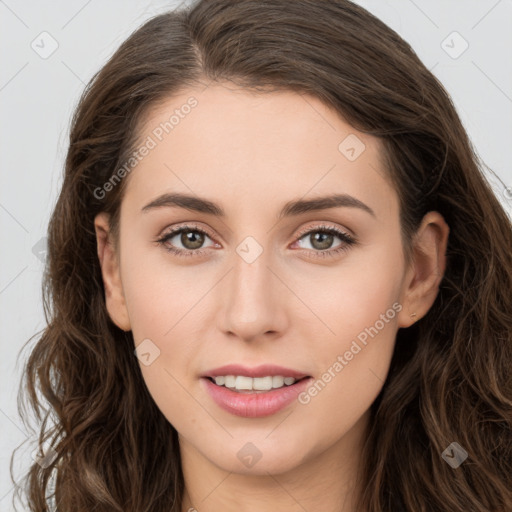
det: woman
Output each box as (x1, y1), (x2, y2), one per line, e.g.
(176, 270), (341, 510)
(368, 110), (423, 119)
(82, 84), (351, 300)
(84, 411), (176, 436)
(12, 0), (512, 511)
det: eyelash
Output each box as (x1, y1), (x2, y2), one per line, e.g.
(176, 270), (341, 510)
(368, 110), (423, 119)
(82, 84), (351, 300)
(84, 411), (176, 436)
(155, 223), (357, 260)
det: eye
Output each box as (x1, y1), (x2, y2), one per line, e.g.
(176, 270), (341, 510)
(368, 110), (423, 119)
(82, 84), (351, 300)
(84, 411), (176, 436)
(292, 224), (357, 259)
(156, 224), (217, 258)
(156, 223), (357, 259)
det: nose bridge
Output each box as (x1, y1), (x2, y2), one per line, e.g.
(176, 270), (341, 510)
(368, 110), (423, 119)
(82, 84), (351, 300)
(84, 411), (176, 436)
(231, 241), (274, 322)
(220, 236), (287, 337)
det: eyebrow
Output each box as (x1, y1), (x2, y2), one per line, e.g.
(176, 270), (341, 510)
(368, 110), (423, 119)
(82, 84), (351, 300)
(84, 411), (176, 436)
(141, 192), (376, 218)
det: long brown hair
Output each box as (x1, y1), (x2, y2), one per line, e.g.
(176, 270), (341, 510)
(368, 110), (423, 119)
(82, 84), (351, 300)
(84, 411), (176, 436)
(11, 1), (512, 510)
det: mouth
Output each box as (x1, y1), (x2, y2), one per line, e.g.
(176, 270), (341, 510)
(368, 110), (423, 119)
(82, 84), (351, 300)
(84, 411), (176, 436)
(203, 375), (311, 394)
(201, 374), (314, 418)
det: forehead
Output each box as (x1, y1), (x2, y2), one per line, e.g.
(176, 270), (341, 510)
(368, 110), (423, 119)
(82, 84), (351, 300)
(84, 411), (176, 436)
(122, 82), (397, 222)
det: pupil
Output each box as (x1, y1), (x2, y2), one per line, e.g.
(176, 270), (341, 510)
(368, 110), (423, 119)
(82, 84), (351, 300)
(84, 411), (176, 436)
(312, 232), (332, 250)
(182, 230), (204, 249)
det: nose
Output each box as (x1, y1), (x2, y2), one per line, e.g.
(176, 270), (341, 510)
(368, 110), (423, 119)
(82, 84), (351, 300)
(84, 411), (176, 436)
(219, 244), (289, 342)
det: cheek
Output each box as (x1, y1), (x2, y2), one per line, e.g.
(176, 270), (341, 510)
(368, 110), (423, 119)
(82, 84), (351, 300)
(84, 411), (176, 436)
(293, 295), (400, 454)
(121, 246), (207, 411)
(120, 238), (196, 337)
(293, 245), (403, 409)
(290, 238), (403, 347)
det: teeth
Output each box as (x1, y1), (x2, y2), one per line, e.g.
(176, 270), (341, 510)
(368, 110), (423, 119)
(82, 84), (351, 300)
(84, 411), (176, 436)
(254, 376), (274, 390)
(212, 375), (299, 391)
(236, 376), (255, 390)
(272, 376), (284, 388)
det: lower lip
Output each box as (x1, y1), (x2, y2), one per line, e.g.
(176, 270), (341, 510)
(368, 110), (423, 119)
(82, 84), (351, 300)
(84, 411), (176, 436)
(201, 377), (313, 418)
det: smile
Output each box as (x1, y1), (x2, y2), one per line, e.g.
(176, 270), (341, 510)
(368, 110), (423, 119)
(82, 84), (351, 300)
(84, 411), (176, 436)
(201, 376), (314, 417)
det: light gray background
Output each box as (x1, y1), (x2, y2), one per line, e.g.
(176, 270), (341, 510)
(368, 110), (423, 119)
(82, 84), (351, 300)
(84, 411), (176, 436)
(1, 0), (511, 509)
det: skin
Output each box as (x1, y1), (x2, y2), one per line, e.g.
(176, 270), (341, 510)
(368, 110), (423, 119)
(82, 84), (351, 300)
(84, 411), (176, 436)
(94, 81), (449, 512)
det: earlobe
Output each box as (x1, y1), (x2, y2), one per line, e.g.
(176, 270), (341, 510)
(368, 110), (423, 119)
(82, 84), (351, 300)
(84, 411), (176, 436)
(94, 212), (131, 332)
(398, 211), (450, 328)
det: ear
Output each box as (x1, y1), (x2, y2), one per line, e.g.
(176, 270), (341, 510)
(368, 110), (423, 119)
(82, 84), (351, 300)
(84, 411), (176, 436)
(94, 212), (131, 331)
(397, 211), (450, 328)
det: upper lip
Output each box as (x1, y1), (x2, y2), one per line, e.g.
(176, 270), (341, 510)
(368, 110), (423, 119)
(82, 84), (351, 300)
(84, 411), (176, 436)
(201, 364), (310, 380)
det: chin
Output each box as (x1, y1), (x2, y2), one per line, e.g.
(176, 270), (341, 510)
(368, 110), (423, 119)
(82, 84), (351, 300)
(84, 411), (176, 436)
(207, 439), (309, 476)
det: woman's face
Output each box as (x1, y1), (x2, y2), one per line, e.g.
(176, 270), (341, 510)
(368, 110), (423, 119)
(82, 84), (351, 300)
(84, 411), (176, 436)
(95, 81), (447, 478)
